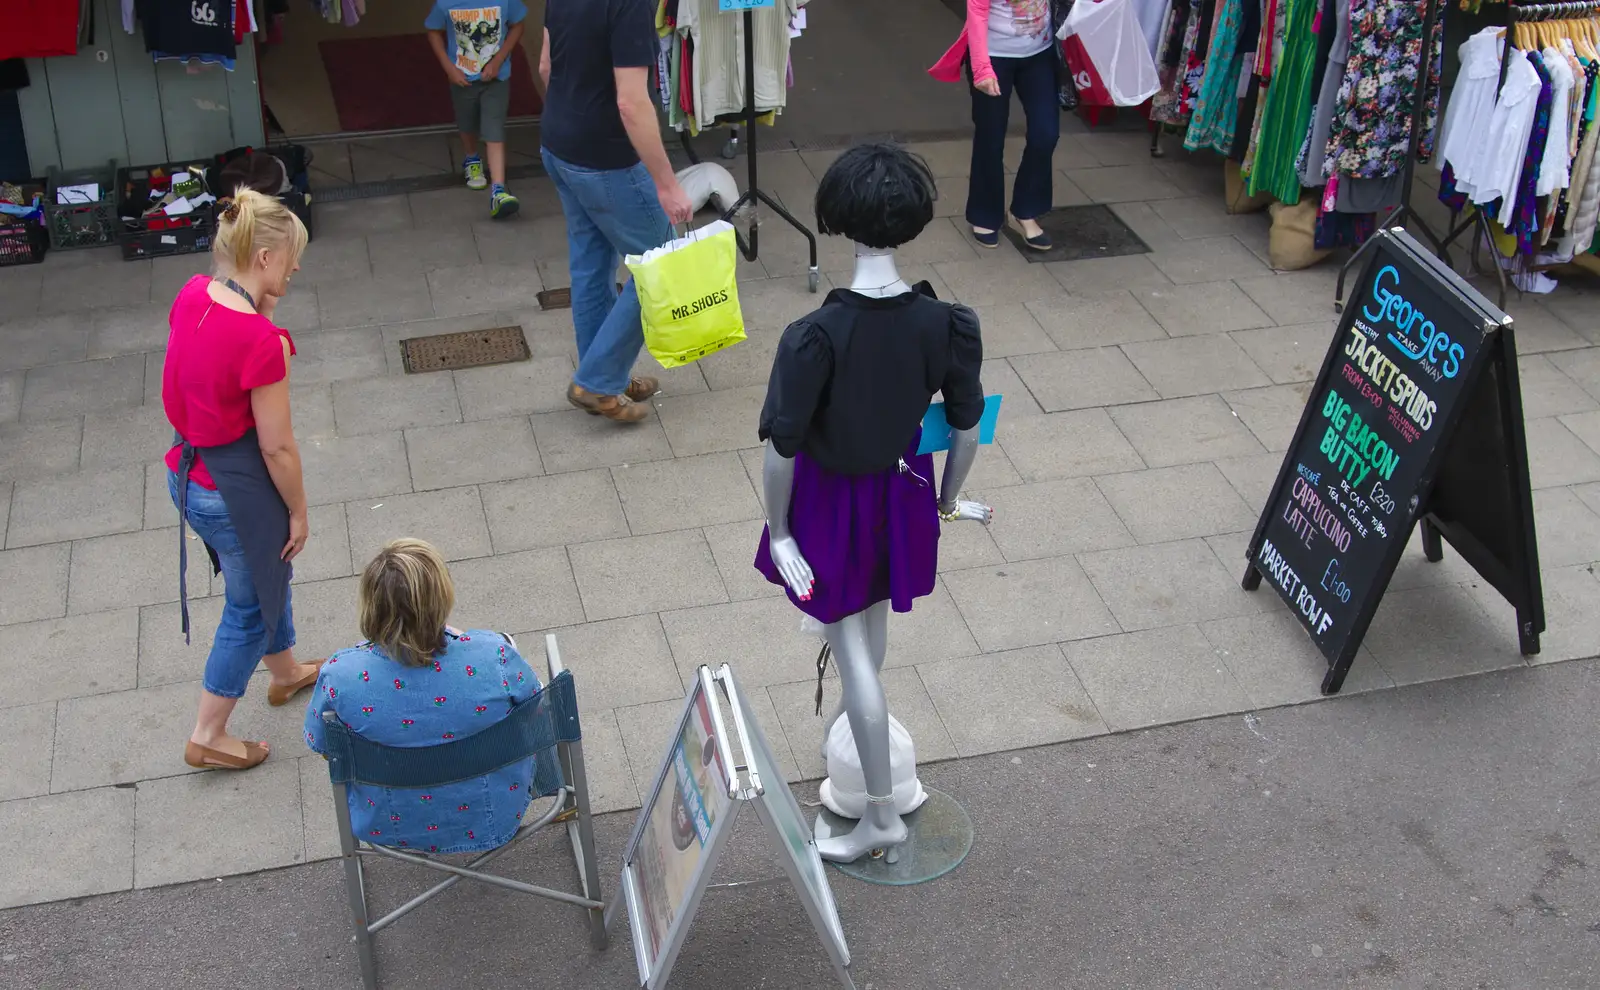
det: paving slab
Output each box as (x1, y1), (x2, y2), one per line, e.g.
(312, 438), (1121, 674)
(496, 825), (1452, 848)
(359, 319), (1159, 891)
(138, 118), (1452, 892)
(6, 465), (144, 548)
(404, 416), (544, 491)
(68, 527), (204, 613)
(659, 595), (816, 690)
(289, 327), (389, 385)
(0, 416), (83, 483)
(523, 613), (685, 714)
(137, 596), (226, 688)
(0, 313), (89, 373)
(919, 644), (1108, 756)
(1023, 289), (1167, 351)
(966, 303), (1058, 358)
(345, 487), (491, 564)
(1120, 333), (1273, 398)
(703, 518), (781, 602)
(1009, 346), (1158, 411)
(1223, 381), (1316, 453)
(569, 530), (727, 622)
(1044, 253), (1173, 294)
(1362, 584), (1525, 686)
(316, 274), (435, 330)
(932, 256), (1066, 307)
(21, 356), (145, 420)
(1134, 280), (1273, 336)
(943, 554), (1119, 652)
(0, 701), (57, 801)
(427, 264), (546, 318)
(1531, 486), (1600, 569)
(292, 502), (355, 583)
(366, 226), (481, 279)
(1213, 450), (1287, 510)
(1228, 320), (1336, 384)
(612, 451), (763, 536)
(1236, 272), (1341, 326)
(0, 371), (19, 423)
(299, 432), (413, 505)
(332, 373), (461, 437)
(529, 409), (676, 474)
(655, 386), (766, 458)
(1199, 609), (1392, 706)
(1065, 624), (1252, 730)
(1505, 299), (1590, 354)
(0, 787), (134, 909)
(1465, 565), (1600, 666)
(133, 758), (306, 888)
(448, 548), (585, 634)
(1516, 354), (1599, 421)
(1, 608), (139, 707)
(1524, 418), (1600, 489)
(1095, 462), (1257, 544)
(80, 403), (176, 471)
(1079, 537), (1270, 632)
(51, 680), (200, 792)
(979, 478), (1134, 560)
(1107, 394), (1266, 467)
(0, 542), (71, 625)
(481, 470), (629, 554)
(88, 302), (174, 359)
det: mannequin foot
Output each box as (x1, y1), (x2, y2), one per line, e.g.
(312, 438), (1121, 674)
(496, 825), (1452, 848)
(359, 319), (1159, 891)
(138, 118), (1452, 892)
(814, 797), (907, 863)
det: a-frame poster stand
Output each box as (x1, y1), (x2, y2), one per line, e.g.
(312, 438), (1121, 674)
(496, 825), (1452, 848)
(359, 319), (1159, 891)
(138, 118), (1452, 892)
(610, 664), (855, 989)
(1241, 228), (1544, 694)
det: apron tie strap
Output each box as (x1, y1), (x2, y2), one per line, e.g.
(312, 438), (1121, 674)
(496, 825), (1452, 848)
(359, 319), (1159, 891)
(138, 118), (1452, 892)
(175, 437), (195, 646)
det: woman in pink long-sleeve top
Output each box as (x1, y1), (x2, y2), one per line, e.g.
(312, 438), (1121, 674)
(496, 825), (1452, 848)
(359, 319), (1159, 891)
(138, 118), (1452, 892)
(930, 0), (1067, 251)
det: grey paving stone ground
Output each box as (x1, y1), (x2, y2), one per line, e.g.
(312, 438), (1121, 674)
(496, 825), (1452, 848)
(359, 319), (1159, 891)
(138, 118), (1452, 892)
(1, 133), (1599, 913)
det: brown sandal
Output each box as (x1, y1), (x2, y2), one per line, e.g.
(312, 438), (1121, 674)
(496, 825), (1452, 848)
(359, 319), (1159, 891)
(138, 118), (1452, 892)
(267, 659), (325, 707)
(184, 739), (271, 770)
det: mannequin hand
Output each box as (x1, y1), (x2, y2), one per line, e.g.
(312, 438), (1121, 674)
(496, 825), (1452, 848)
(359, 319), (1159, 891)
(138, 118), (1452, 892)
(768, 535), (816, 602)
(939, 499), (994, 525)
(975, 76), (1001, 97)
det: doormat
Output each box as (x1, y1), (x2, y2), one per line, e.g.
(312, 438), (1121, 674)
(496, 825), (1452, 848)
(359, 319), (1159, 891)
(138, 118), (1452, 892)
(400, 326), (530, 374)
(319, 34), (543, 133)
(1005, 204), (1152, 263)
(537, 285), (625, 311)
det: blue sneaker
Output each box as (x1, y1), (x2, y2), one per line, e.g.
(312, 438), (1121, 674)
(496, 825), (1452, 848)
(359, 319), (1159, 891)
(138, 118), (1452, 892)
(490, 184), (519, 220)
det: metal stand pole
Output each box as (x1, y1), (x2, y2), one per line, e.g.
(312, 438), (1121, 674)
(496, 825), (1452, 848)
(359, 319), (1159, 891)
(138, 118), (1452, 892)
(717, 7), (820, 291)
(1333, 0), (1447, 311)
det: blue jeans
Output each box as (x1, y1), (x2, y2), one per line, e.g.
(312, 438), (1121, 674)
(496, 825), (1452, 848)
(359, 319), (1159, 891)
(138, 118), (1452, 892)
(169, 472), (296, 699)
(540, 148), (673, 396)
(967, 47), (1061, 231)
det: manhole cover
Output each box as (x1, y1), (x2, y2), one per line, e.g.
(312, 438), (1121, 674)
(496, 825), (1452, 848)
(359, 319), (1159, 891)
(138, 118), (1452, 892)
(537, 284), (624, 311)
(1006, 203), (1152, 263)
(399, 325), (530, 374)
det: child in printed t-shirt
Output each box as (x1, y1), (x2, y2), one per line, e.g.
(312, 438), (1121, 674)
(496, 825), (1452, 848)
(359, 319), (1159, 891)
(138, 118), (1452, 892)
(426, 0), (527, 219)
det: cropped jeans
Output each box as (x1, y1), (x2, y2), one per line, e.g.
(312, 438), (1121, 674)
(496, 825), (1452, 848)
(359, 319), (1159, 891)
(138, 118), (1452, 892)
(540, 148), (674, 397)
(169, 472), (295, 699)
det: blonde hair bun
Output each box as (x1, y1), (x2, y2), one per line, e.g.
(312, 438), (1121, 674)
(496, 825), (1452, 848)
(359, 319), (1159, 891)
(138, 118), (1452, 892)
(215, 186), (307, 277)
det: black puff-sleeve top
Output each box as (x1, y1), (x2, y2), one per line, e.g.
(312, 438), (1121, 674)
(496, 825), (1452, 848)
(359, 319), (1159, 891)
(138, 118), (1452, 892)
(758, 281), (984, 475)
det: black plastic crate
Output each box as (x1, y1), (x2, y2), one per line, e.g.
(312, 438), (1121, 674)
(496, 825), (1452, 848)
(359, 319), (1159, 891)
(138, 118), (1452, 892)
(0, 177), (48, 267)
(116, 161), (218, 261)
(45, 163), (117, 251)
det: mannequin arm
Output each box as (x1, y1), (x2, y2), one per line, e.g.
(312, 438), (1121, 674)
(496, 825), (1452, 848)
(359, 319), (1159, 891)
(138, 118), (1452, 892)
(937, 426), (993, 524)
(763, 442), (815, 600)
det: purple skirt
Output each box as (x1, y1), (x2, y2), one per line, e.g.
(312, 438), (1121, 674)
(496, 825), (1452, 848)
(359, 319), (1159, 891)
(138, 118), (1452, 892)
(754, 434), (940, 625)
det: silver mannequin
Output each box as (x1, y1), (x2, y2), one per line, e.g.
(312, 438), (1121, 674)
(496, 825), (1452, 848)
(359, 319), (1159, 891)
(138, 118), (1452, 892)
(764, 243), (992, 863)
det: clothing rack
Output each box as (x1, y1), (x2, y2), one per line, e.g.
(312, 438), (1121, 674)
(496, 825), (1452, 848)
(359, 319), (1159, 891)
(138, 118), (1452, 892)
(1333, 0), (1451, 311)
(1433, 0), (1600, 308)
(678, 6), (820, 293)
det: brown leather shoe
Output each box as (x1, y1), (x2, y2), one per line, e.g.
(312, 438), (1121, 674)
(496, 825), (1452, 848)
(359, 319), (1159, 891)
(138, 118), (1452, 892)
(624, 376), (661, 403)
(567, 382), (652, 422)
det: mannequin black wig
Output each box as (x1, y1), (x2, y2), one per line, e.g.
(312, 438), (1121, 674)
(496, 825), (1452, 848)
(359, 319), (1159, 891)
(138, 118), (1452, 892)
(814, 143), (937, 250)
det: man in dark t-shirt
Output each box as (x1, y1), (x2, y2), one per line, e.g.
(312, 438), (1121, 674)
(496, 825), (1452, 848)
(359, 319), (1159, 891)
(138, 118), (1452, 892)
(539, 0), (692, 423)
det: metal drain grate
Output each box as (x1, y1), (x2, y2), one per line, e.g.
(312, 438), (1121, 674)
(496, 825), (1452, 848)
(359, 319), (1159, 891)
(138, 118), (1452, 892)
(400, 325), (530, 373)
(1006, 204), (1152, 263)
(537, 284), (624, 311)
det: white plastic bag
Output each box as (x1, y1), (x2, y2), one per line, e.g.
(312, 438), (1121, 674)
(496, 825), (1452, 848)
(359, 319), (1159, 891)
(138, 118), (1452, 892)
(818, 712), (929, 819)
(675, 162), (740, 214)
(1058, 0), (1161, 108)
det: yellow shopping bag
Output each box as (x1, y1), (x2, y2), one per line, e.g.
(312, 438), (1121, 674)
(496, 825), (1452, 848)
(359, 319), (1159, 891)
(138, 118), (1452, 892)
(625, 220), (747, 368)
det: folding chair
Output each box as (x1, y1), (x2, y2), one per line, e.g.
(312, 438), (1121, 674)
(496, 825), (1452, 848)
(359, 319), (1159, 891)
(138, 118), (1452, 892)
(319, 634), (607, 990)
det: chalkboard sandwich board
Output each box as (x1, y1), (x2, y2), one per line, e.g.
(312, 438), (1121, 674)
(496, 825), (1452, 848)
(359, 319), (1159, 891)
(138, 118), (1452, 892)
(1241, 228), (1544, 695)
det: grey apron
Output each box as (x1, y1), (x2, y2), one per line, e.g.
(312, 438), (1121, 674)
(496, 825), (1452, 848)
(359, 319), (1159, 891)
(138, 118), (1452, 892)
(174, 429), (292, 646)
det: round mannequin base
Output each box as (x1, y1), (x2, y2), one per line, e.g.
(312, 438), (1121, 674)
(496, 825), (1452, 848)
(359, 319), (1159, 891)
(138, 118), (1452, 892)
(813, 786), (973, 886)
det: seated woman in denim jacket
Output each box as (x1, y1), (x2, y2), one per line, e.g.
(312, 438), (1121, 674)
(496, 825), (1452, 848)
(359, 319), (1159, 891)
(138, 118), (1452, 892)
(304, 539), (542, 854)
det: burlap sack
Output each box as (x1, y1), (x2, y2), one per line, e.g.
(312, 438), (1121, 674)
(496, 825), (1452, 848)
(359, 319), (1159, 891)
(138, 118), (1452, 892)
(1224, 158), (1274, 214)
(1267, 199), (1332, 271)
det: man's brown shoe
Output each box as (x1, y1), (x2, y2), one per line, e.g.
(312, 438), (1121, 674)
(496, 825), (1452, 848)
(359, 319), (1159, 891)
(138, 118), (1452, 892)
(567, 382), (652, 422)
(624, 376), (661, 403)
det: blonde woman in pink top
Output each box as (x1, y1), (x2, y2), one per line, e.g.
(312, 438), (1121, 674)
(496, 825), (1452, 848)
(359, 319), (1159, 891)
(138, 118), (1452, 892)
(930, 0), (1067, 251)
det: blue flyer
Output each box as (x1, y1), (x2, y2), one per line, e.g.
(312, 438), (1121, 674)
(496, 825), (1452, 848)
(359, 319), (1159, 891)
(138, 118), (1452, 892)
(918, 395), (1002, 455)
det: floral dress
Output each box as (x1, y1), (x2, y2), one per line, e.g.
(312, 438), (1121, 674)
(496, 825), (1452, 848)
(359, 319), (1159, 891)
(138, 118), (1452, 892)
(1184, 0), (1247, 153)
(1151, 0), (1206, 125)
(1321, 0), (1444, 180)
(304, 629), (542, 855)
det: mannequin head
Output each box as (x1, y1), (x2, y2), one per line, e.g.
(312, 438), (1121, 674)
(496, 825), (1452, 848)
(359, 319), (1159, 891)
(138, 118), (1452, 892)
(815, 143), (937, 250)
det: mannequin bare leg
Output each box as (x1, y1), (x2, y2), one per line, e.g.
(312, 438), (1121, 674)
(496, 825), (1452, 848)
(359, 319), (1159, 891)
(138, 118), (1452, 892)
(815, 609), (907, 863)
(822, 600), (889, 756)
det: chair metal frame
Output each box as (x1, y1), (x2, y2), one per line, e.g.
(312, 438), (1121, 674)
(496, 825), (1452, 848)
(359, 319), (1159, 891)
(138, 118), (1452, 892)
(321, 634), (607, 990)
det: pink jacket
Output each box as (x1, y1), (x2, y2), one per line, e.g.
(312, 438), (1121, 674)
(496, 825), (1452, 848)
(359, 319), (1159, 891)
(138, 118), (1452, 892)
(929, 0), (997, 86)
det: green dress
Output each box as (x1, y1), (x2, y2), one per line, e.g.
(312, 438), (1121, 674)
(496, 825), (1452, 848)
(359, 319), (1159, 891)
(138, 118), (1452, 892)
(1247, 0), (1320, 204)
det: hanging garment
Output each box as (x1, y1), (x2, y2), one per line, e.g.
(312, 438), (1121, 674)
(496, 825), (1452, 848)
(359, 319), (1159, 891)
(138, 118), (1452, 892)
(1556, 64), (1600, 255)
(1151, 0), (1206, 124)
(140, 0), (238, 61)
(1059, 0), (1162, 107)
(1465, 48), (1542, 219)
(1185, 0), (1247, 151)
(1230, 0), (1264, 166)
(677, 0), (805, 123)
(0, 1), (81, 58)
(1537, 48), (1575, 199)
(1560, 71), (1600, 257)
(1322, 0), (1443, 180)
(1434, 27), (1505, 195)
(1247, 0), (1318, 203)
(1507, 54), (1555, 255)
(1300, 0), (1352, 186)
